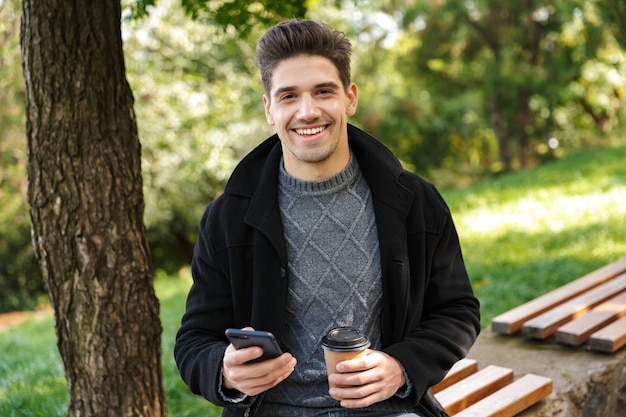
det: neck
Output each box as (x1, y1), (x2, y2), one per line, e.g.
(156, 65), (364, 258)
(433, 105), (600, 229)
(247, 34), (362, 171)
(282, 142), (351, 181)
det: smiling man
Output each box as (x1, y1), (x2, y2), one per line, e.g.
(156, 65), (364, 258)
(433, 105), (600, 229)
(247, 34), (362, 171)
(174, 19), (480, 417)
(263, 55), (357, 180)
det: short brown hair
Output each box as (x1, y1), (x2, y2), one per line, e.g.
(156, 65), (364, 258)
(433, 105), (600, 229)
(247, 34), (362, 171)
(256, 19), (353, 97)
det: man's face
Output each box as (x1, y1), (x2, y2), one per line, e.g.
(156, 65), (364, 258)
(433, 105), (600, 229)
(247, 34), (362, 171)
(263, 55), (358, 181)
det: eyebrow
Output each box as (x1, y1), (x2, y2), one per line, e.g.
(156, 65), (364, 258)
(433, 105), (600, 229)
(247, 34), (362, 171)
(272, 81), (342, 98)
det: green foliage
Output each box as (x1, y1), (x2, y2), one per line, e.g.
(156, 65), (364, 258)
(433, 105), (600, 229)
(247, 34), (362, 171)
(366, 0), (626, 174)
(128, 0), (308, 37)
(122, 0), (276, 271)
(182, 0), (307, 37)
(595, 0), (626, 49)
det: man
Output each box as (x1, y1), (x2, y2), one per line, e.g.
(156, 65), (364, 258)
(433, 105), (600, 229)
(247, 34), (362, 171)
(175, 18), (480, 417)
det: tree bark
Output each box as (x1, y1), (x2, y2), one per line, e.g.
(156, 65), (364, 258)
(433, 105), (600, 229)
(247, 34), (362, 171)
(21, 0), (166, 415)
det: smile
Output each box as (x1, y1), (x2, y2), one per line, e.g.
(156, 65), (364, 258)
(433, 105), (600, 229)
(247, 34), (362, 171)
(294, 126), (326, 136)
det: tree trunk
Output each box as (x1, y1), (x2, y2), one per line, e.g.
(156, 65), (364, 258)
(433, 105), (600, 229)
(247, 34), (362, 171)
(21, 1), (166, 415)
(489, 91), (512, 171)
(517, 87), (531, 168)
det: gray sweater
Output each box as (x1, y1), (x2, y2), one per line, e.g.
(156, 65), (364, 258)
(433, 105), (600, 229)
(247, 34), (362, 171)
(258, 156), (412, 415)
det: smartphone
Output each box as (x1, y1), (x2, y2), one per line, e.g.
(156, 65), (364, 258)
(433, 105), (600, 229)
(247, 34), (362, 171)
(225, 328), (283, 363)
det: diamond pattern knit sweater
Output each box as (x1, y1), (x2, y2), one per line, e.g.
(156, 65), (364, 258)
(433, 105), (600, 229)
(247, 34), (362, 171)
(260, 155), (385, 414)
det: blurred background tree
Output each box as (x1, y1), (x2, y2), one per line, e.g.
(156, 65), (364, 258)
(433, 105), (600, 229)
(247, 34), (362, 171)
(123, 0), (310, 271)
(1, 0), (624, 313)
(122, 0), (270, 271)
(352, 0), (625, 178)
(0, 0), (43, 311)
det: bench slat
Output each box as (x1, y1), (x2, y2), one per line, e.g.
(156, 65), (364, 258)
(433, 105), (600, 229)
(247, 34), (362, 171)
(491, 258), (626, 335)
(589, 315), (626, 353)
(555, 291), (626, 346)
(522, 273), (626, 340)
(435, 365), (514, 415)
(453, 374), (553, 417)
(432, 358), (479, 394)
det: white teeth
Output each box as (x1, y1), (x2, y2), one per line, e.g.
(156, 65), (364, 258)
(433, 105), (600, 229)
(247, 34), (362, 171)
(295, 126), (325, 135)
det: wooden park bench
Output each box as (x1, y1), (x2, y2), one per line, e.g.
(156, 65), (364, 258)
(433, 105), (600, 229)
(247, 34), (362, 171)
(490, 257), (626, 353)
(432, 358), (553, 416)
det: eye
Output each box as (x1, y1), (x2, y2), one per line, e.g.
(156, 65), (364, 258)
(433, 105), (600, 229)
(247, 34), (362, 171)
(279, 93), (296, 102)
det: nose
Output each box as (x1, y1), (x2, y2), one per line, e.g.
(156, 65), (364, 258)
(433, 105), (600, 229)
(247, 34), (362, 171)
(296, 94), (321, 121)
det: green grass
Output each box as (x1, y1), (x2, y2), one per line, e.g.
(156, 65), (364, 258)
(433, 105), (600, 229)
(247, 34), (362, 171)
(1, 145), (625, 415)
(442, 146), (626, 327)
(0, 274), (222, 417)
(0, 316), (67, 417)
(157, 272), (223, 417)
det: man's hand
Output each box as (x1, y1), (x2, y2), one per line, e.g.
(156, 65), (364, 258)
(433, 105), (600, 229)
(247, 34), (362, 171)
(327, 350), (406, 408)
(222, 329), (297, 397)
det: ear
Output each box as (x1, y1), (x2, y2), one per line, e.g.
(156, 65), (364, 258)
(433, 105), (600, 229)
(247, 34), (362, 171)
(263, 95), (275, 125)
(346, 83), (358, 116)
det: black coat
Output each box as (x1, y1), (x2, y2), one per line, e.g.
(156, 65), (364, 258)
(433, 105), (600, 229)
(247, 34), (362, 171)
(174, 124), (481, 417)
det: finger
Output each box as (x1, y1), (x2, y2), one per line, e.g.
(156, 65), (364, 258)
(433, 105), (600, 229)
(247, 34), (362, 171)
(336, 350), (375, 373)
(236, 363), (296, 396)
(328, 375), (375, 402)
(248, 356), (296, 392)
(340, 393), (382, 409)
(224, 345), (265, 366)
(329, 365), (378, 388)
(225, 353), (296, 396)
(329, 383), (383, 408)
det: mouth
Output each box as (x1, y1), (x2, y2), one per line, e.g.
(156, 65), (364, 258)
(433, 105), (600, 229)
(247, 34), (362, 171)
(293, 125), (327, 136)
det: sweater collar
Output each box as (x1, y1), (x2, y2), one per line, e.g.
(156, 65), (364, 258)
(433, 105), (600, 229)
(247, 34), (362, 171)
(277, 153), (360, 196)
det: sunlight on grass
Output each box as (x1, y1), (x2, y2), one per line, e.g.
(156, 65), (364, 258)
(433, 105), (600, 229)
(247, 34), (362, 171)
(457, 186), (626, 237)
(444, 146), (626, 327)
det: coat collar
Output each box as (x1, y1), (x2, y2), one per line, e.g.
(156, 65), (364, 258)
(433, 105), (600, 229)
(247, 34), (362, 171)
(227, 124), (413, 239)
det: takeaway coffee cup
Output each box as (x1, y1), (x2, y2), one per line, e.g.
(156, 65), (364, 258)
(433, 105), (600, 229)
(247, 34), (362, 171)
(321, 327), (371, 396)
